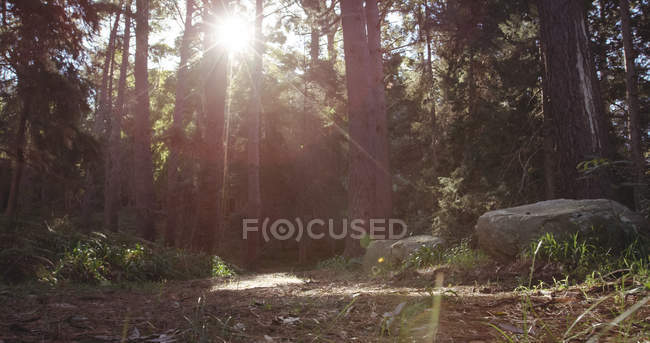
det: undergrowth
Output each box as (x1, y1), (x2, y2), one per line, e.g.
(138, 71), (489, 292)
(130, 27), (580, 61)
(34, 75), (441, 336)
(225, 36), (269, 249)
(0, 216), (235, 285)
(316, 255), (360, 271)
(402, 240), (491, 271)
(523, 230), (650, 286)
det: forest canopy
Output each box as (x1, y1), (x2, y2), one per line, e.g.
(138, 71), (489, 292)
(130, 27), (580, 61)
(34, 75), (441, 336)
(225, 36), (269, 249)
(1, 1), (649, 341)
(0, 0), (647, 265)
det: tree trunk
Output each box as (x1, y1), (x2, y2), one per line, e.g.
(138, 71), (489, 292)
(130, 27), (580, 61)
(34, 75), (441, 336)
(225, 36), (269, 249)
(539, 41), (556, 200)
(4, 104), (27, 218)
(619, 0), (644, 211)
(536, 0), (612, 199)
(82, 10), (121, 225)
(105, 1), (131, 232)
(246, 0), (263, 266)
(341, 0), (374, 257)
(195, 2), (227, 253)
(366, 0), (392, 220)
(165, 0), (194, 246)
(95, 11), (122, 136)
(134, 0), (156, 241)
(298, 2), (323, 265)
(597, 0), (611, 117)
(424, 1), (433, 77)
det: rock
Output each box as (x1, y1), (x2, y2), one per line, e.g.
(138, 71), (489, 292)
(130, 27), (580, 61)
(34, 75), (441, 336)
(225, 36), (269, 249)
(390, 235), (445, 262)
(362, 235), (445, 271)
(476, 199), (648, 261)
(362, 239), (397, 271)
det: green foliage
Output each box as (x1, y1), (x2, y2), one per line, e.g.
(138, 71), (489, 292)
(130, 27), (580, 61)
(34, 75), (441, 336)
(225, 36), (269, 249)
(402, 240), (490, 271)
(211, 256), (235, 278)
(525, 230), (650, 284)
(403, 245), (445, 269)
(316, 255), (358, 271)
(432, 169), (509, 242)
(0, 217), (220, 285)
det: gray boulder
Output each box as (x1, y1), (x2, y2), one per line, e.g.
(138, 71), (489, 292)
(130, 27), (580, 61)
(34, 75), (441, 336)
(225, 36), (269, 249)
(362, 235), (445, 270)
(390, 235), (446, 261)
(476, 199), (648, 261)
(362, 239), (397, 271)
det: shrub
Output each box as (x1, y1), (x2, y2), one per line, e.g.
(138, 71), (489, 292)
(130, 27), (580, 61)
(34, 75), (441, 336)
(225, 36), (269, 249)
(0, 216), (229, 285)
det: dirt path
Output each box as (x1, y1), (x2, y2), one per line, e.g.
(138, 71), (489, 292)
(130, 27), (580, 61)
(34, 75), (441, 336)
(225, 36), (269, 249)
(1, 270), (648, 342)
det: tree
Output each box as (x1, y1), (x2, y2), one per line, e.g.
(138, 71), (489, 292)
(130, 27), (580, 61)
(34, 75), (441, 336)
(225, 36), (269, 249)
(134, 0), (156, 241)
(340, 0), (375, 257)
(619, 0), (644, 211)
(195, 0), (227, 253)
(105, 0), (132, 232)
(366, 0), (392, 219)
(246, 0), (264, 265)
(82, 6), (120, 226)
(537, 0), (612, 199)
(2, 0), (98, 218)
(165, 0), (195, 246)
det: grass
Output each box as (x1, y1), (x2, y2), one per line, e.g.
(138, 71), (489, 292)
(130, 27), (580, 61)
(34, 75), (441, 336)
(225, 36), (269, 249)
(401, 239), (491, 272)
(316, 255), (360, 271)
(490, 231), (650, 342)
(387, 230), (649, 341)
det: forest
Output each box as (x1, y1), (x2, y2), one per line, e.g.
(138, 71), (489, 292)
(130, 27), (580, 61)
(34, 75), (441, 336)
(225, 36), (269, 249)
(0, 0), (648, 341)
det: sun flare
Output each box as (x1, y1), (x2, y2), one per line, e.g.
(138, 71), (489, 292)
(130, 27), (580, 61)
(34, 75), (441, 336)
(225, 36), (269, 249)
(215, 16), (252, 53)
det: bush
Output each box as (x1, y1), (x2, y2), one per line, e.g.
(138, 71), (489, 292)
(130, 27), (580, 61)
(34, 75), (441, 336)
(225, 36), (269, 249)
(433, 168), (508, 243)
(0, 216), (231, 285)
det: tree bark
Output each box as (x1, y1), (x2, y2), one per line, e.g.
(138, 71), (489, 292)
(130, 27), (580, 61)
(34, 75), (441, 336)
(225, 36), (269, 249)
(4, 103), (27, 218)
(134, 0), (156, 241)
(341, 0), (374, 257)
(95, 11), (122, 136)
(366, 0), (392, 220)
(195, 1), (227, 253)
(536, 0), (612, 199)
(82, 10), (121, 225)
(246, 0), (263, 265)
(105, 1), (131, 232)
(619, 0), (644, 211)
(539, 41), (556, 200)
(165, 0), (194, 246)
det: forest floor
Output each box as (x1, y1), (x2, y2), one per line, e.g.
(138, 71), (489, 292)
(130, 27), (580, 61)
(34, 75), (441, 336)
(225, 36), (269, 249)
(1, 268), (648, 342)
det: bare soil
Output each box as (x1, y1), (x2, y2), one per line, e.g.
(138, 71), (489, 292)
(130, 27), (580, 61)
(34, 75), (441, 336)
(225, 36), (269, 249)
(1, 269), (648, 342)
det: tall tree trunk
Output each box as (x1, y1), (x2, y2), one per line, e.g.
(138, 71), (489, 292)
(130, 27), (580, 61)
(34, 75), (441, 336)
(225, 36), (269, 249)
(246, 0), (263, 265)
(619, 0), (644, 211)
(105, 1), (131, 232)
(134, 0), (156, 241)
(366, 0), (392, 220)
(82, 11), (121, 225)
(341, 0), (374, 257)
(165, 0), (194, 246)
(536, 0), (611, 199)
(424, 1), (433, 77)
(298, 3), (322, 265)
(195, 2), (227, 253)
(326, 21), (338, 63)
(96, 11), (122, 136)
(597, 0), (611, 117)
(539, 41), (556, 200)
(4, 103), (27, 218)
